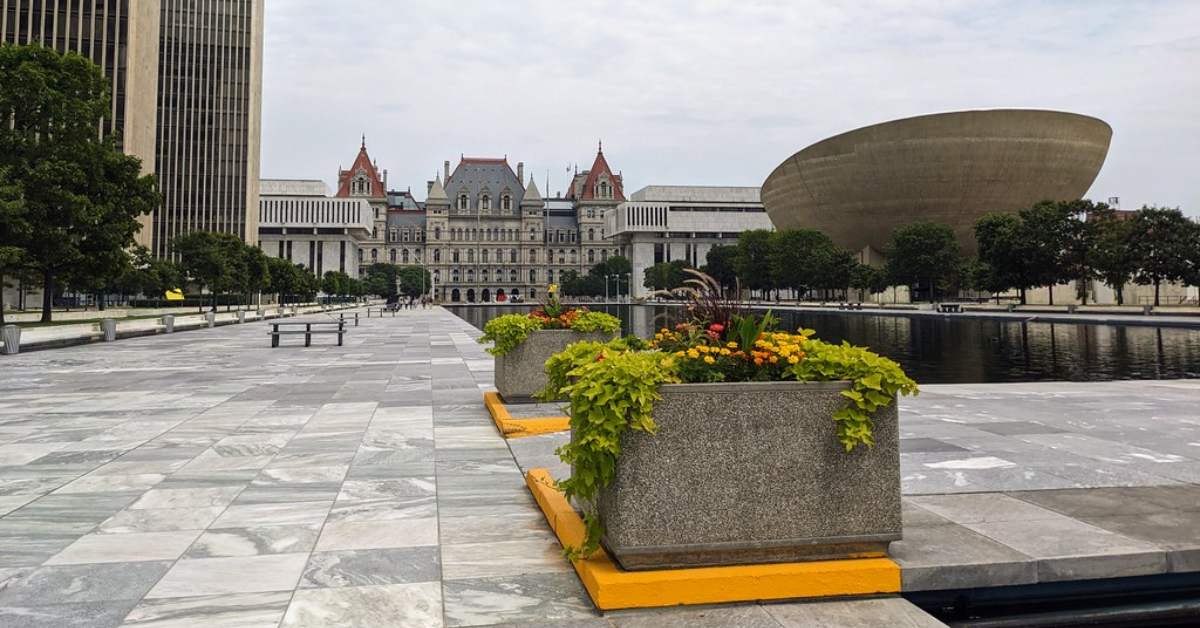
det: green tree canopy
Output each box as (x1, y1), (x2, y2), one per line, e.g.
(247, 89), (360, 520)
(0, 44), (158, 321)
(363, 263), (399, 299)
(173, 232), (247, 311)
(702, 245), (738, 292)
(643, 260), (691, 292)
(396, 265), (431, 298)
(885, 222), (961, 302)
(1127, 206), (1197, 306)
(1089, 211), (1136, 305)
(734, 229), (774, 296)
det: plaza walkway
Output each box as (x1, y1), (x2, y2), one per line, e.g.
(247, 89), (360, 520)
(0, 306), (1196, 626)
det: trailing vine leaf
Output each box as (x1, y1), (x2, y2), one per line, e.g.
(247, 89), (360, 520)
(478, 314), (545, 356)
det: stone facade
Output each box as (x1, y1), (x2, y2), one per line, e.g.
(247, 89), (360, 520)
(323, 141), (622, 302)
(258, 180), (374, 279)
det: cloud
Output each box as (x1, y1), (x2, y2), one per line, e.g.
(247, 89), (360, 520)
(261, 0), (1200, 215)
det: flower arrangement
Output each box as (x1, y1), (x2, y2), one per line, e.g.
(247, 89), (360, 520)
(478, 283), (622, 356)
(541, 269), (918, 558)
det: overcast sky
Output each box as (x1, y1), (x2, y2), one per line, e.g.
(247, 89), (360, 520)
(261, 0), (1199, 216)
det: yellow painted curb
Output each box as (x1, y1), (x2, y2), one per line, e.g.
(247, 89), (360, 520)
(525, 468), (901, 610)
(484, 391), (570, 439)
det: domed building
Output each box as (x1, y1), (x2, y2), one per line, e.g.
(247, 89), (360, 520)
(760, 109), (1112, 259)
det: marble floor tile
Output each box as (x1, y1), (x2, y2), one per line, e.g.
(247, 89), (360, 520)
(46, 530), (202, 565)
(280, 581), (443, 628)
(315, 518), (439, 551)
(326, 495), (438, 522)
(52, 474), (167, 495)
(183, 524), (321, 558)
(441, 539), (570, 580)
(438, 514), (556, 545)
(0, 599), (140, 628)
(99, 507), (225, 533)
(765, 597), (945, 628)
(129, 487), (243, 510)
(300, 547), (440, 588)
(210, 501), (332, 528)
(335, 477), (437, 501)
(120, 591), (292, 628)
(0, 534), (80, 567)
(0, 561), (172, 605)
(254, 465), (348, 485)
(146, 554), (309, 598)
(606, 604), (779, 627)
(0, 493), (38, 516)
(442, 572), (596, 627)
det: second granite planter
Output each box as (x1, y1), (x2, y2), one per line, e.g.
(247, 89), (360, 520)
(591, 380), (901, 570)
(495, 329), (614, 403)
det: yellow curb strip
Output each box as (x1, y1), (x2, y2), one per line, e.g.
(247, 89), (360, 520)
(524, 468), (901, 610)
(484, 392), (570, 439)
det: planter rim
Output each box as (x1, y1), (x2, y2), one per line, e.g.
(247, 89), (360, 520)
(658, 380), (850, 393)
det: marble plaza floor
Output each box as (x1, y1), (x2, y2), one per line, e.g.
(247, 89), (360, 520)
(0, 306), (1196, 626)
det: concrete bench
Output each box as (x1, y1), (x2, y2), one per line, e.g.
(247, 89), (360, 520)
(269, 321), (345, 348)
(937, 303), (962, 313)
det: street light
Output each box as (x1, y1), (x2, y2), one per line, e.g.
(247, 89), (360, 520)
(623, 272), (631, 303)
(605, 274), (611, 303)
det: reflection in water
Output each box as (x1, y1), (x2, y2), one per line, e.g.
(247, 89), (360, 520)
(446, 305), (1200, 384)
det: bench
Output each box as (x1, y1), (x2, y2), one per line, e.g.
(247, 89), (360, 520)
(937, 303), (962, 313)
(365, 307), (397, 318)
(339, 312), (360, 327)
(269, 321), (345, 348)
(836, 303), (864, 311)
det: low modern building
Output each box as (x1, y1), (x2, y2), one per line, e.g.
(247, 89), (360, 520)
(607, 186), (774, 298)
(761, 109), (1112, 260)
(258, 179), (373, 279)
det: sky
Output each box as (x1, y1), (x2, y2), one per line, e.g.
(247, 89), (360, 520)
(261, 0), (1200, 216)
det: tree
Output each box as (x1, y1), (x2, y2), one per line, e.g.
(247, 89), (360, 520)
(240, 245), (271, 308)
(322, 271), (350, 298)
(885, 222), (961, 302)
(702, 245), (738, 292)
(1127, 206), (1196, 306)
(849, 263), (889, 301)
(1, 44), (159, 322)
(1090, 212), (1136, 305)
(974, 213), (1040, 304)
(768, 229), (831, 300)
(560, 269), (604, 297)
(267, 257), (301, 306)
(734, 229), (775, 298)
(643, 260), (691, 292)
(1015, 201), (1077, 305)
(396, 265), (431, 298)
(173, 232), (246, 311)
(363, 263), (399, 299)
(0, 171), (28, 326)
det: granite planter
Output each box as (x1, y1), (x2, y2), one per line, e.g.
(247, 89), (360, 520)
(495, 329), (615, 403)
(592, 380), (900, 570)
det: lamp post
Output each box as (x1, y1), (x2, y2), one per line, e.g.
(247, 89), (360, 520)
(623, 272), (631, 303)
(605, 274), (611, 303)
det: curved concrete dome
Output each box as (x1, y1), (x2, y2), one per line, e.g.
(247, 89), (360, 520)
(761, 109), (1112, 256)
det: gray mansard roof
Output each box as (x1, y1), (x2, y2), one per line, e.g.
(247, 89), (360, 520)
(387, 211), (427, 229)
(445, 159), (525, 215)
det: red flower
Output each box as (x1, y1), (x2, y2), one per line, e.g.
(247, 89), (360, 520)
(708, 323), (725, 333)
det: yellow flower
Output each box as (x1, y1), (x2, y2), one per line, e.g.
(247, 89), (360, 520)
(769, 355), (779, 364)
(719, 348), (731, 356)
(674, 351), (685, 357)
(686, 349), (700, 359)
(787, 355), (800, 364)
(726, 342), (738, 348)
(703, 356), (715, 364)
(549, 283), (559, 294)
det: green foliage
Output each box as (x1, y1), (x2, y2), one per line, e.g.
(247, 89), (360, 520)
(172, 232), (249, 310)
(1127, 206), (1197, 306)
(363, 263), (399, 298)
(568, 310), (621, 334)
(1090, 213), (1135, 305)
(395, 265), (431, 298)
(788, 340), (919, 451)
(643, 260), (691, 291)
(734, 229), (774, 294)
(1, 44), (158, 322)
(884, 222), (961, 301)
(550, 345), (680, 559)
(702, 245), (739, 291)
(768, 229), (852, 298)
(849, 263), (889, 296)
(478, 314), (545, 356)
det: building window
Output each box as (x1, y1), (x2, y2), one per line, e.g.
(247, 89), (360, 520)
(468, 249), (475, 263)
(482, 249), (489, 263)
(452, 270), (460, 283)
(588, 228), (595, 241)
(510, 269), (518, 282)
(481, 195), (491, 211)
(501, 194), (511, 211)
(588, 249), (595, 264)
(389, 249), (396, 263)
(509, 249), (517, 263)
(529, 269), (537, 283)
(529, 249), (537, 263)
(452, 250), (460, 263)
(402, 249), (410, 263)
(458, 194), (469, 211)
(558, 249), (565, 264)
(371, 249), (378, 261)
(434, 249), (441, 262)
(358, 249), (363, 263)
(481, 269), (489, 282)
(434, 226), (442, 240)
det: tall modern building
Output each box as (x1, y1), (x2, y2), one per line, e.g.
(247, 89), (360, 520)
(1, 1), (264, 256)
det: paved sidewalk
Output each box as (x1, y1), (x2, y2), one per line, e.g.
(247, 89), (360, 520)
(0, 307), (943, 627)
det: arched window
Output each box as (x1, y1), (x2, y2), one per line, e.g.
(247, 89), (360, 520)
(434, 249), (441, 262)
(402, 249), (410, 263)
(529, 249), (537, 263)
(467, 249), (475, 263)
(481, 249), (489, 263)
(389, 249), (396, 263)
(481, 269), (489, 282)
(602, 249), (609, 261)
(433, 269), (440, 281)
(570, 250), (577, 264)
(495, 249), (503, 263)
(451, 270), (460, 283)
(588, 249), (595, 264)
(452, 250), (460, 263)
(501, 195), (512, 211)
(434, 226), (441, 240)
(467, 269), (475, 282)
(510, 269), (518, 282)
(558, 249), (565, 264)
(529, 228), (536, 241)
(358, 249), (363, 262)
(371, 249), (378, 261)
(529, 269), (537, 283)
(458, 194), (469, 211)
(509, 249), (517, 263)
(481, 195), (491, 211)
(588, 228), (595, 241)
